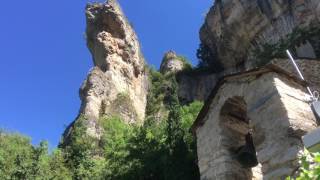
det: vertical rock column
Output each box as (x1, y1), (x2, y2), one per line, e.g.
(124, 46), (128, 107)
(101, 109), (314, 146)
(71, 0), (148, 138)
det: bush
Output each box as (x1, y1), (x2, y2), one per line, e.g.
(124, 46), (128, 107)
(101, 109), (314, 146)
(0, 130), (72, 180)
(286, 150), (320, 180)
(0, 68), (204, 180)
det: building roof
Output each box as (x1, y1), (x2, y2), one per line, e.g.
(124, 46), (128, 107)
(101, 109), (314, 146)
(191, 64), (308, 134)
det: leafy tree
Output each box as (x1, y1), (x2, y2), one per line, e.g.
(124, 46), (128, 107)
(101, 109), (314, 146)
(61, 116), (104, 180)
(0, 130), (72, 180)
(99, 116), (135, 179)
(48, 149), (72, 180)
(0, 67), (204, 180)
(287, 150), (320, 180)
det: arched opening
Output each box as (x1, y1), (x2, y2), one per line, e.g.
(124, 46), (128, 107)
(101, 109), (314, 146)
(219, 96), (261, 179)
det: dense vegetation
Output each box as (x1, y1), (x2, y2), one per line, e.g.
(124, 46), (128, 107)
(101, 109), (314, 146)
(196, 43), (224, 73)
(0, 131), (72, 179)
(0, 67), (204, 180)
(286, 150), (320, 180)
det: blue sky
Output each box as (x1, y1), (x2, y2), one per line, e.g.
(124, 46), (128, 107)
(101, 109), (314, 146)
(0, 0), (213, 148)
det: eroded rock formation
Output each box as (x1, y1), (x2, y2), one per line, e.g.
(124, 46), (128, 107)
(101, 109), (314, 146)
(65, 0), (148, 139)
(200, 0), (320, 70)
(179, 0), (320, 105)
(160, 51), (185, 74)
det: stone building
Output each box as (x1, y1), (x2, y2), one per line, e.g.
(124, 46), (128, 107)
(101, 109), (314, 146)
(192, 64), (318, 180)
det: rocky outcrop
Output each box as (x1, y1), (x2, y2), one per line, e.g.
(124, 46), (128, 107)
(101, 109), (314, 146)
(200, 0), (320, 71)
(66, 0), (148, 139)
(177, 72), (218, 103)
(160, 51), (185, 74)
(176, 58), (320, 104)
(83, 0), (147, 123)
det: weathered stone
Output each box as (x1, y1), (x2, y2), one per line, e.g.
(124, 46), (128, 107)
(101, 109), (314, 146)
(200, 0), (320, 71)
(177, 72), (219, 103)
(176, 58), (320, 105)
(296, 41), (317, 59)
(65, 0), (148, 140)
(160, 51), (185, 74)
(81, 0), (148, 125)
(193, 65), (317, 180)
(271, 58), (320, 93)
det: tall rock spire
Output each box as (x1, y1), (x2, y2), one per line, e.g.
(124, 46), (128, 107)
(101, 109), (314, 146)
(65, 0), (148, 139)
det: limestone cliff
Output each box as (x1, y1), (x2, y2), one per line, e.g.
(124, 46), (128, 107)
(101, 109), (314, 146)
(158, 51), (218, 103)
(200, 0), (320, 70)
(179, 0), (320, 105)
(65, 0), (148, 139)
(177, 72), (218, 103)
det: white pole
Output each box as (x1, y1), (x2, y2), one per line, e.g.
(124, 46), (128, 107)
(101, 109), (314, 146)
(286, 50), (314, 98)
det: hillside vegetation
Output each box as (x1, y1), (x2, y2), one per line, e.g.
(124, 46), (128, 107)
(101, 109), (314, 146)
(0, 67), (204, 180)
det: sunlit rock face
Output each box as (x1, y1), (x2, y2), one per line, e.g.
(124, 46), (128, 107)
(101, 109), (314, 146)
(200, 0), (320, 71)
(160, 51), (185, 74)
(64, 0), (148, 140)
(83, 0), (148, 124)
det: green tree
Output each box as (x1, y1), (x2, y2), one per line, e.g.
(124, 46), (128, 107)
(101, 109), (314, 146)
(61, 116), (104, 180)
(287, 150), (320, 180)
(0, 130), (72, 180)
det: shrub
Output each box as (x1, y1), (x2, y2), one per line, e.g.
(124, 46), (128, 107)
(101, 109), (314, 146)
(0, 130), (72, 180)
(286, 150), (320, 180)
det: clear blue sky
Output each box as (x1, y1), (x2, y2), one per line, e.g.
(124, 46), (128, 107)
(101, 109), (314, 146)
(0, 0), (213, 148)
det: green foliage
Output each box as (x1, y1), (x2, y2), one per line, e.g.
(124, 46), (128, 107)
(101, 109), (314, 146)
(196, 43), (224, 73)
(286, 150), (320, 180)
(0, 130), (72, 180)
(180, 101), (204, 144)
(122, 75), (203, 180)
(145, 67), (172, 120)
(99, 116), (135, 179)
(253, 23), (320, 67)
(0, 68), (204, 180)
(108, 92), (138, 122)
(62, 115), (104, 179)
(48, 149), (72, 180)
(176, 55), (193, 71)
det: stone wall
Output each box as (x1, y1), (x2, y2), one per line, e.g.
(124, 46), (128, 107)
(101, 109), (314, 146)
(195, 70), (317, 179)
(272, 59), (320, 93)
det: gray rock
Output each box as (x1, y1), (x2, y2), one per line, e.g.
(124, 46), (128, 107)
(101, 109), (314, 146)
(64, 0), (148, 141)
(160, 51), (185, 74)
(200, 0), (320, 71)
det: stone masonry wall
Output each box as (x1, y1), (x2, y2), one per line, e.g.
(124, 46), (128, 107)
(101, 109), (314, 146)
(195, 72), (317, 180)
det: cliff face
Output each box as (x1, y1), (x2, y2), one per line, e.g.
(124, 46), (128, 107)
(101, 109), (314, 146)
(83, 0), (147, 123)
(66, 0), (148, 138)
(182, 0), (320, 104)
(200, 0), (320, 70)
(159, 51), (218, 103)
(177, 73), (218, 103)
